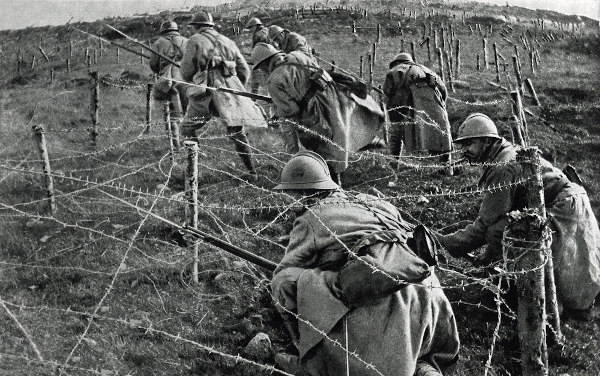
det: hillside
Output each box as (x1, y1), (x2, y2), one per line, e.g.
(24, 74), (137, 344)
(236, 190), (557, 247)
(0, 1), (599, 375)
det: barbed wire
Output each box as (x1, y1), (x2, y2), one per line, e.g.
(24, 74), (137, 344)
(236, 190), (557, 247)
(0, 299), (294, 376)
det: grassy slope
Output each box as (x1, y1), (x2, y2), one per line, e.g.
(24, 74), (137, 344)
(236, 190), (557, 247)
(0, 2), (599, 375)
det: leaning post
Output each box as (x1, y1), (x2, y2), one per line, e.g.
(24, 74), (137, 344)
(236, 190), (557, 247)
(89, 71), (100, 146)
(32, 125), (56, 215)
(525, 79), (541, 107)
(437, 47), (445, 81)
(510, 90), (528, 146)
(184, 140), (200, 284)
(146, 83), (154, 133)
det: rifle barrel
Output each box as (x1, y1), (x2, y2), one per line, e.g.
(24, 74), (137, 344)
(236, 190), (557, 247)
(103, 23), (181, 67)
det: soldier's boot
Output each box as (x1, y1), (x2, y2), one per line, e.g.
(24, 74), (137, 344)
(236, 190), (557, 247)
(180, 121), (204, 145)
(228, 127), (258, 181)
(414, 359), (442, 376)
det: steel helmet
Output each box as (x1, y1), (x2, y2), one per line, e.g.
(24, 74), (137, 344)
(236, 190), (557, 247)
(189, 10), (214, 26)
(275, 151), (339, 191)
(250, 42), (280, 69)
(268, 25), (285, 41)
(245, 17), (262, 29)
(454, 113), (501, 143)
(160, 21), (178, 34)
(390, 52), (413, 68)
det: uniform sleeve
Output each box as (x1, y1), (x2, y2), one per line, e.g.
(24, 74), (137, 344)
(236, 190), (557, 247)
(234, 47), (250, 85)
(267, 76), (300, 117)
(274, 216), (320, 273)
(439, 166), (517, 255)
(180, 38), (198, 82)
(149, 40), (161, 74)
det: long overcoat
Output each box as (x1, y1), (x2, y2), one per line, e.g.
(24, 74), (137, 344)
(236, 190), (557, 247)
(272, 192), (460, 376)
(266, 52), (384, 173)
(383, 62), (451, 153)
(439, 139), (600, 310)
(180, 27), (267, 128)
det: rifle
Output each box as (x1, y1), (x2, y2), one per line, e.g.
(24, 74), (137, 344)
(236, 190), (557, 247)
(70, 26), (151, 59)
(315, 55), (384, 96)
(169, 78), (273, 103)
(103, 23), (181, 67)
(104, 24), (274, 103)
(95, 187), (278, 272)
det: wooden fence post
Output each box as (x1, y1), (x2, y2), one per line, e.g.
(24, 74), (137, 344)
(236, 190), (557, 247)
(510, 90), (527, 146)
(444, 50), (454, 92)
(513, 55), (524, 97)
(66, 58), (71, 73)
(184, 140), (200, 284)
(164, 102), (175, 164)
(89, 71), (99, 146)
(32, 124), (56, 215)
(410, 41), (416, 64)
(69, 40), (73, 58)
(511, 147), (551, 376)
(454, 39), (460, 78)
(116, 48), (120, 63)
(146, 83), (154, 133)
(359, 55), (364, 79)
(529, 50), (535, 75)
(50, 68), (54, 83)
(525, 79), (541, 107)
(482, 37), (488, 69)
(372, 43), (377, 64)
(352, 21), (356, 34)
(376, 23), (381, 43)
(368, 54), (373, 86)
(493, 43), (500, 82)
(437, 47), (445, 81)
(476, 54), (481, 71)
(427, 37), (431, 61)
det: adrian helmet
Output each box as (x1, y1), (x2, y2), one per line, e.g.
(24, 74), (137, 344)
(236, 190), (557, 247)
(454, 113), (501, 143)
(268, 25), (285, 41)
(274, 151), (339, 191)
(160, 21), (178, 34)
(250, 42), (280, 69)
(245, 17), (262, 29)
(189, 10), (214, 27)
(389, 52), (414, 68)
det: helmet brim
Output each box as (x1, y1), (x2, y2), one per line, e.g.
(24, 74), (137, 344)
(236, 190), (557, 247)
(274, 180), (339, 191)
(189, 21), (215, 26)
(453, 134), (501, 143)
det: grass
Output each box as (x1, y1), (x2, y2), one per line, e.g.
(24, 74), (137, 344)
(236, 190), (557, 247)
(0, 2), (599, 375)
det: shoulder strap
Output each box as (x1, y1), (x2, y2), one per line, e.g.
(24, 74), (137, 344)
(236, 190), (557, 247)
(165, 35), (185, 61)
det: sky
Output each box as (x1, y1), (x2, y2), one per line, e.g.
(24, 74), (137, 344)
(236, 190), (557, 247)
(0, 0), (598, 31)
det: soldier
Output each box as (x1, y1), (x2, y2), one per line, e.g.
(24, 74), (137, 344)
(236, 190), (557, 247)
(149, 21), (188, 126)
(383, 52), (452, 163)
(250, 42), (384, 183)
(438, 113), (600, 317)
(245, 17), (269, 95)
(271, 151), (460, 376)
(180, 11), (267, 180)
(268, 25), (312, 56)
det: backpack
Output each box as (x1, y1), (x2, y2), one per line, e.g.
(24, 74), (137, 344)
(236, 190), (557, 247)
(154, 36), (185, 97)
